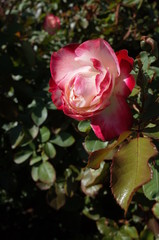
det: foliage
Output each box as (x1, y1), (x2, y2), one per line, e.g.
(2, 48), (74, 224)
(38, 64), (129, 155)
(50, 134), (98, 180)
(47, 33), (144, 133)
(1, 0), (159, 239)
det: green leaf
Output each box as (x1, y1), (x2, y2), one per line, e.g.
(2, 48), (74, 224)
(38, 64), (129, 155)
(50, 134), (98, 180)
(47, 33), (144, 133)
(9, 125), (24, 149)
(78, 120), (91, 133)
(96, 217), (117, 237)
(122, 0), (143, 7)
(51, 132), (75, 147)
(140, 228), (154, 240)
(44, 142), (56, 159)
(14, 148), (33, 164)
(84, 131), (108, 153)
(152, 202), (159, 219)
(36, 182), (53, 190)
(38, 162), (56, 184)
(39, 126), (50, 143)
(140, 51), (149, 71)
(143, 126), (159, 140)
(29, 156), (42, 166)
(31, 165), (39, 181)
(31, 105), (48, 126)
(111, 137), (157, 212)
(120, 225), (139, 239)
(28, 125), (39, 139)
(88, 131), (131, 169)
(47, 183), (66, 210)
(143, 165), (159, 200)
(81, 162), (107, 197)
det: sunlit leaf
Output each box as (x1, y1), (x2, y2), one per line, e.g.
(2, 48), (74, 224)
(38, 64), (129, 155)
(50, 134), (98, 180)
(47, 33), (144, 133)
(96, 217), (118, 238)
(88, 131), (131, 169)
(84, 131), (108, 153)
(39, 126), (50, 142)
(29, 156), (42, 166)
(31, 105), (48, 126)
(9, 124), (24, 149)
(143, 165), (159, 200)
(38, 161), (56, 184)
(28, 125), (39, 139)
(143, 126), (159, 140)
(78, 120), (91, 133)
(44, 142), (56, 159)
(152, 202), (159, 219)
(14, 148), (33, 164)
(31, 165), (39, 181)
(81, 162), (107, 197)
(120, 225), (139, 239)
(51, 132), (75, 147)
(111, 137), (157, 212)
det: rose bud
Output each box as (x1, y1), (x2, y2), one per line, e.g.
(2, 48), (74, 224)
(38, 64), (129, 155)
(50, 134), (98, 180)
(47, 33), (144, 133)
(43, 14), (60, 35)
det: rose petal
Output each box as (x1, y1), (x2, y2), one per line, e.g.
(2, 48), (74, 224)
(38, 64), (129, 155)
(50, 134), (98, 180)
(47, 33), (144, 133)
(116, 49), (134, 68)
(75, 38), (120, 78)
(49, 78), (63, 109)
(90, 96), (133, 141)
(115, 50), (135, 97)
(50, 44), (80, 87)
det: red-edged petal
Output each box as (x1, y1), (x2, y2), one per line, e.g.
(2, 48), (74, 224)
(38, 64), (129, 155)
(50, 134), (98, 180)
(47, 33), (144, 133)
(49, 78), (63, 109)
(75, 38), (120, 78)
(90, 96), (133, 141)
(115, 50), (135, 98)
(50, 43), (80, 88)
(116, 49), (134, 69)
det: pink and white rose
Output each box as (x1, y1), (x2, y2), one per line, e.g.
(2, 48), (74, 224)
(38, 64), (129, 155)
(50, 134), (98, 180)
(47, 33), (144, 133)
(49, 39), (135, 141)
(43, 14), (60, 35)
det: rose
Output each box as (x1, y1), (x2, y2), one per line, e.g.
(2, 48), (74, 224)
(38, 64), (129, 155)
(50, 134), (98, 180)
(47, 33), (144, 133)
(43, 14), (60, 35)
(49, 38), (135, 141)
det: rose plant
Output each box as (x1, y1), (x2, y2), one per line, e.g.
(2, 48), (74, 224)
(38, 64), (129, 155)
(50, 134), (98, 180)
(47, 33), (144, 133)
(43, 14), (60, 35)
(49, 38), (135, 141)
(49, 38), (159, 214)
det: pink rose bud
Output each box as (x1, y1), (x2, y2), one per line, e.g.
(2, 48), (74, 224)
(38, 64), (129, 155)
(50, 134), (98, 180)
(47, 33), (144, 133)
(49, 39), (135, 141)
(43, 14), (60, 35)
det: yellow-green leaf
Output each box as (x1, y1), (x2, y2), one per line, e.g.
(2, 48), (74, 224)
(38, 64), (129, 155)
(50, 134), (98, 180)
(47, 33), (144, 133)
(87, 131), (132, 169)
(111, 137), (157, 213)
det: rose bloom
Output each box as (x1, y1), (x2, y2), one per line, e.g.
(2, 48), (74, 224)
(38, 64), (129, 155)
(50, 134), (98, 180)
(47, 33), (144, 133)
(43, 14), (60, 35)
(49, 39), (135, 141)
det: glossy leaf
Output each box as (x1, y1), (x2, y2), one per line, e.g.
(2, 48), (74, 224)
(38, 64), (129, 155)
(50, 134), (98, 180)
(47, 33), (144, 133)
(14, 148), (33, 164)
(31, 105), (48, 126)
(28, 125), (39, 139)
(9, 125), (24, 149)
(31, 165), (39, 181)
(152, 202), (159, 219)
(120, 225), (139, 239)
(88, 131), (131, 169)
(84, 131), (108, 153)
(29, 156), (42, 166)
(81, 162), (107, 197)
(51, 132), (75, 147)
(78, 120), (91, 133)
(39, 126), (50, 143)
(111, 137), (157, 212)
(44, 142), (56, 159)
(143, 126), (159, 140)
(38, 161), (56, 184)
(143, 165), (159, 200)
